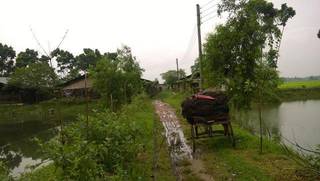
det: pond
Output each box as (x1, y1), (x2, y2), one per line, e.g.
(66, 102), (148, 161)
(0, 101), (96, 177)
(236, 99), (320, 153)
(0, 121), (59, 177)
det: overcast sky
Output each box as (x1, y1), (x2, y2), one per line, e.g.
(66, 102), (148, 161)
(0, 0), (319, 81)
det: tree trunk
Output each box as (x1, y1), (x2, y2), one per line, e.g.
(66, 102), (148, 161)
(258, 91), (263, 154)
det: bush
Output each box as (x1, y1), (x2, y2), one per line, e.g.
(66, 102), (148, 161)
(0, 162), (11, 181)
(39, 94), (150, 180)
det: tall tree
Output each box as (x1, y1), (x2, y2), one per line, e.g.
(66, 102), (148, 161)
(204, 0), (295, 152)
(9, 62), (57, 89)
(161, 69), (186, 88)
(0, 43), (16, 76)
(90, 46), (143, 109)
(51, 48), (79, 79)
(76, 48), (102, 71)
(15, 49), (40, 68)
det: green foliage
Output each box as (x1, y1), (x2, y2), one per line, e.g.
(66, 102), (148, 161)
(76, 48), (102, 72)
(0, 43), (16, 76)
(160, 91), (315, 180)
(191, 58), (199, 75)
(279, 80), (320, 89)
(9, 62), (57, 90)
(203, 0), (295, 109)
(90, 45), (143, 109)
(37, 95), (152, 180)
(0, 161), (12, 181)
(144, 79), (160, 97)
(15, 49), (42, 68)
(160, 69), (186, 88)
(51, 48), (78, 76)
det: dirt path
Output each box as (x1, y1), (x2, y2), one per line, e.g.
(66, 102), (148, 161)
(154, 100), (214, 181)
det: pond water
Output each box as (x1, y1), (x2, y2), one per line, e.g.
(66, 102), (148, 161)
(236, 99), (320, 153)
(0, 120), (59, 177)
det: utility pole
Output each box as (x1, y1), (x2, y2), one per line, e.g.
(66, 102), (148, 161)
(176, 58), (179, 79)
(196, 4), (203, 91)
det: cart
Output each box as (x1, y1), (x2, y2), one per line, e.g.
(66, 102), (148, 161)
(189, 114), (235, 153)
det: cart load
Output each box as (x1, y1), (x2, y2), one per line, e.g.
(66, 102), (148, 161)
(181, 91), (229, 124)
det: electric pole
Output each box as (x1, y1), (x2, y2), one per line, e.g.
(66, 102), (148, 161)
(176, 58), (179, 79)
(196, 4), (203, 91)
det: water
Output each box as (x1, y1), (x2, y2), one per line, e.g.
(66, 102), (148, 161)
(0, 121), (59, 177)
(236, 100), (320, 153)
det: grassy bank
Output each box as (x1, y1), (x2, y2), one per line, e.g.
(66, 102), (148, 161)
(278, 80), (320, 102)
(279, 80), (320, 89)
(16, 95), (175, 181)
(0, 98), (99, 125)
(158, 90), (317, 180)
(278, 87), (320, 102)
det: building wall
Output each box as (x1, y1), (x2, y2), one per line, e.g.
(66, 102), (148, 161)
(62, 78), (93, 90)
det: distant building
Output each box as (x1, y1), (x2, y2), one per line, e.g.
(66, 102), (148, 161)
(173, 72), (200, 93)
(59, 75), (93, 97)
(59, 75), (154, 97)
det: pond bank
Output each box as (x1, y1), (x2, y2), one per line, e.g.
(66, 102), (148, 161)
(158, 90), (319, 180)
(278, 87), (320, 102)
(0, 98), (99, 178)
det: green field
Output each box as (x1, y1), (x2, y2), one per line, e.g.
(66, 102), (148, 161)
(279, 80), (320, 89)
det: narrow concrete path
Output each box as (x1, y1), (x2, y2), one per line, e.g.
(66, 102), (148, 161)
(154, 100), (214, 181)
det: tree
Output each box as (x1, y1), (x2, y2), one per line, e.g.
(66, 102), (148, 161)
(90, 46), (143, 110)
(191, 58), (199, 75)
(51, 48), (79, 79)
(161, 69), (186, 88)
(9, 62), (57, 102)
(9, 62), (57, 89)
(204, 0), (295, 152)
(76, 48), (102, 72)
(15, 49), (41, 68)
(0, 43), (16, 76)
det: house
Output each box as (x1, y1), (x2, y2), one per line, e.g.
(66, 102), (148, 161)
(59, 75), (93, 97)
(173, 72), (200, 93)
(60, 75), (154, 97)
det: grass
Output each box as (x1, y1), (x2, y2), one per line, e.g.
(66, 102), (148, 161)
(279, 80), (320, 89)
(158, 90), (317, 180)
(278, 88), (320, 101)
(15, 95), (176, 180)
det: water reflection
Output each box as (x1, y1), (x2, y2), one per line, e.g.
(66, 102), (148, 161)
(0, 122), (59, 177)
(235, 100), (320, 153)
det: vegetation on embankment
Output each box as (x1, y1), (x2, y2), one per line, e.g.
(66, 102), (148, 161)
(278, 87), (320, 102)
(278, 80), (320, 101)
(279, 80), (320, 89)
(0, 98), (99, 125)
(11, 94), (175, 180)
(158, 90), (318, 180)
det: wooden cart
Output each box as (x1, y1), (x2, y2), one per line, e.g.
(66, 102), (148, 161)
(190, 114), (235, 153)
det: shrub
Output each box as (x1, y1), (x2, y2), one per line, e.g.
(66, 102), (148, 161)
(39, 95), (149, 180)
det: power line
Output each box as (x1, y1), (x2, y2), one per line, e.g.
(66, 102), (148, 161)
(201, 9), (217, 19)
(200, 0), (215, 9)
(200, 4), (217, 13)
(201, 14), (218, 24)
(181, 25), (197, 63)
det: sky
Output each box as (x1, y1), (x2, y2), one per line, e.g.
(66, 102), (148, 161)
(0, 0), (319, 82)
